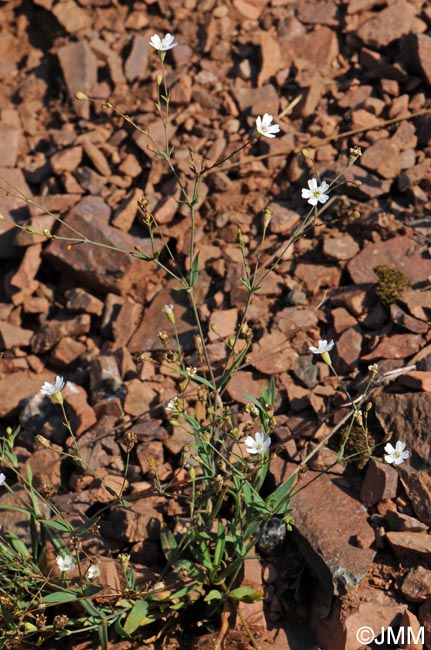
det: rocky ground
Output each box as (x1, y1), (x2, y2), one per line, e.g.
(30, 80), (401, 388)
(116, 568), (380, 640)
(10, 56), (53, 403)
(0, 0), (431, 649)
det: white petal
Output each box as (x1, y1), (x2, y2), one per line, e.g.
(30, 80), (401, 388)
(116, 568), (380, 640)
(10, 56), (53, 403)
(320, 181), (330, 192)
(384, 454), (394, 464)
(395, 441), (406, 452)
(302, 189), (312, 199)
(308, 178), (318, 191)
(384, 443), (395, 455)
(318, 193), (330, 204)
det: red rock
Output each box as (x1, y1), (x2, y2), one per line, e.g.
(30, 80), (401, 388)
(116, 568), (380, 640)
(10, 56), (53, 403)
(344, 164), (392, 198)
(233, 84), (280, 115)
(123, 379), (157, 417)
(44, 196), (154, 300)
(398, 372), (431, 392)
(390, 303), (428, 335)
(272, 458), (376, 596)
(294, 263), (341, 294)
(57, 41), (98, 119)
(348, 236), (431, 285)
(418, 597), (431, 649)
(258, 30), (284, 86)
(297, 0), (337, 25)
(129, 282), (196, 353)
(5, 243), (42, 304)
(399, 609), (423, 650)
(50, 145), (83, 174)
(208, 308), (238, 343)
(111, 296), (142, 349)
(0, 370), (53, 418)
(89, 355), (122, 404)
(226, 371), (268, 406)
(0, 126), (20, 167)
(404, 33), (431, 86)
(401, 566), (431, 603)
(289, 26), (338, 85)
(124, 34), (149, 82)
(0, 321), (33, 349)
(89, 37), (126, 85)
(332, 307), (357, 333)
(65, 287), (104, 316)
(232, 0), (267, 20)
(385, 510), (428, 533)
(313, 584), (407, 650)
(323, 234), (360, 261)
(52, 0), (92, 33)
(50, 337), (87, 367)
(362, 334), (423, 361)
(274, 307), (319, 336)
(31, 314), (91, 354)
(386, 531), (431, 558)
(81, 138), (111, 176)
(360, 459), (399, 507)
(63, 381), (97, 436)
(0, 167), (33, 259)
(111, 188), (142, 231)
(251, 329), (298, 375)
(400, 289), (431, 321)
(357, 1), (416, 48)
(399, 467), (431, 527)
(361, 139), (401, 179)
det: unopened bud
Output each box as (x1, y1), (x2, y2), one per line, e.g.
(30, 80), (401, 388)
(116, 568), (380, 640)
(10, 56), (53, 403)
(263, 207), (273, 229)
(75, 91), (88, 101)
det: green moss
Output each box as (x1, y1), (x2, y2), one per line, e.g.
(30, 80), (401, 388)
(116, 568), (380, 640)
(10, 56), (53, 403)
(340, 422), (377, 469)
(374, 265), (411, 307)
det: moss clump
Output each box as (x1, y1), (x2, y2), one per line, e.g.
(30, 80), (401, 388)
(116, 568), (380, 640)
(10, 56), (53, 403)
(339, 422), (377, 470)
(374, 265), (411, 307)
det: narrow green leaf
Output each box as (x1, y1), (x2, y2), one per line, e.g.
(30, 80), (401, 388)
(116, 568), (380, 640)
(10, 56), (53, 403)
(265, 473), (297, 514)
(229, 586), (263, 602)
(40, 519), (73, 533)
(114, 617), (129, 638)
(213, 522), (225, 568)
(124, 599), (149, 635)
(98, 620), (109, 650)
(8, 533), (30, 559)
(42, 591), (77, 604)
(160, 523), (177, 562)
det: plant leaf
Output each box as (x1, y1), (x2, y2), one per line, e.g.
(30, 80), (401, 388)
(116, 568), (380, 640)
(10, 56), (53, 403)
(42, 591), (77, 604)
(124, 599), (149, 635)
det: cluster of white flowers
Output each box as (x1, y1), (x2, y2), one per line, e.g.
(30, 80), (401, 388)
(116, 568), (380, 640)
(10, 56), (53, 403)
(56, 552), (100, 580)
(149, 33), (335, 206)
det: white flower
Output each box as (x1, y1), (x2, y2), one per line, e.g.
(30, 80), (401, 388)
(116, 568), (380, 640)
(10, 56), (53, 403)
(56, 554), (76, 573)
(40, 376), (65, 396)
(301, 178), (330, 206)
(384, 441), (409, 466)
(309, 340), (334, 355)
(166, 397), (179, 412)
(149, 33), (177, 51)
(0, 473), (6, 486)
(162, 304), (174, 314)
(186, 366), (197, 378)
(255, 114), (280, 138)
(245, 431), (271, 455)
(87, 564), (100, 580)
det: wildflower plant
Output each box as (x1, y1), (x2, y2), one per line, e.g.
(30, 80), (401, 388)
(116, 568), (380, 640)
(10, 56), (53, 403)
(0, 27), (379, 650)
